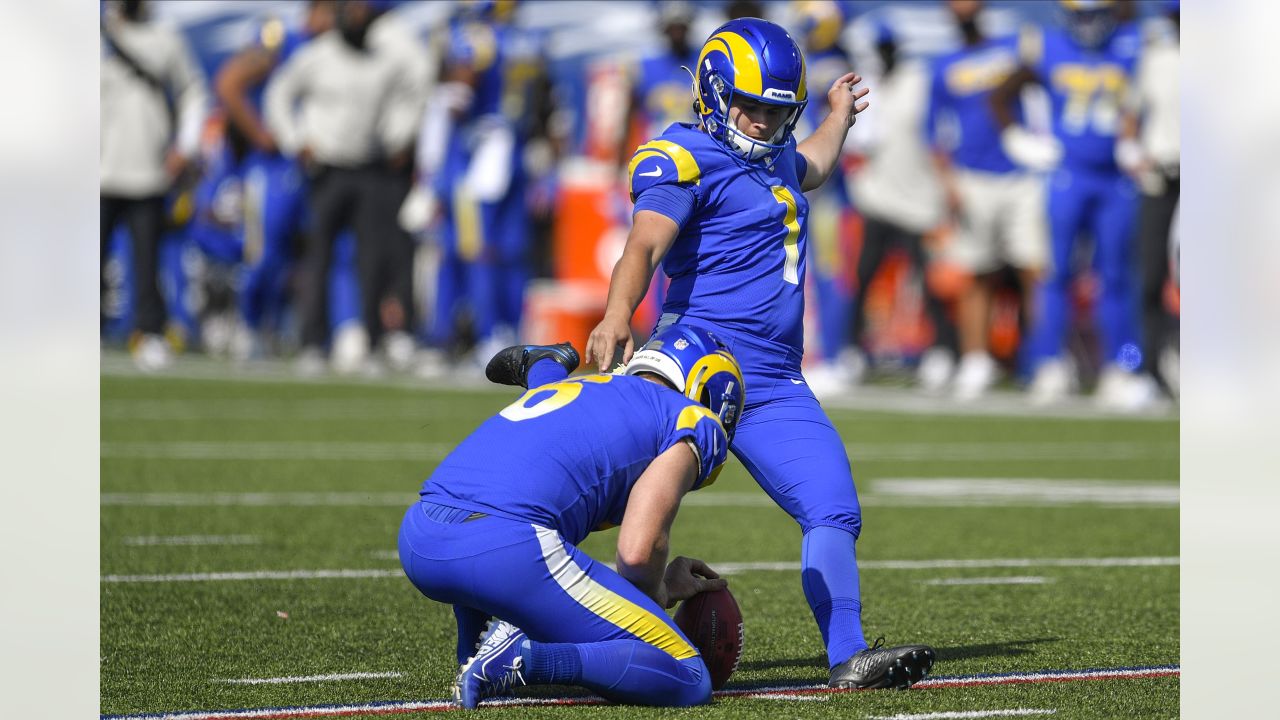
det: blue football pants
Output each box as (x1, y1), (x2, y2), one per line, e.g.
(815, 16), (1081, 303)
(398, 503), (711, 706)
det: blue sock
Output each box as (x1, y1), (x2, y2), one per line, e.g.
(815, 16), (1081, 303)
(522, 639), (582, 684)
(801, 526), (868, 668)
(527, 357), (568, 388)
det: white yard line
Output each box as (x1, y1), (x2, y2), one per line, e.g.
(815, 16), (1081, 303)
(99, 440), (1174, 462)
(871, 710), (1056, 720)
(101, 569), (403, 583)
(100, 665), (1177, 719)
(714, 557), (1178, 574)
(100, 441), (454, 461)
(100, 557), (1177, 584)
(921, 576), (1052, 586)
(122, 535), (260, 546)
(872, 478), (1178, 506)
(101, 479), (1179, 509)
(214, 672), (401, 685)
(102, 492), (417, 507)
(739, 692), (829, 701)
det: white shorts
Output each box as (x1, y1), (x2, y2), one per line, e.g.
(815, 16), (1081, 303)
(947, 168), (1048, 274)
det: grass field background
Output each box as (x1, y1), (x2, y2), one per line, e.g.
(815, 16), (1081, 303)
(100, 365), (1178, 719)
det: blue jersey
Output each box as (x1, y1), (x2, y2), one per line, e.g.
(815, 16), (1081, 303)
(628, 123), (811, 349)
(1020, 23), (1140, 170)
(632, 50), (699, 143)
(927, 35), (1021, 174)
(420, 374), (729, 546)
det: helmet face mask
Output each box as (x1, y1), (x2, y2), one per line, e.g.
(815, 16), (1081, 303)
(695, 18), (808, 166)
(624, 324), (746, 441)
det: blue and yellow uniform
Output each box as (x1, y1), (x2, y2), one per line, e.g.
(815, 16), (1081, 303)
(927, 34), (1022, 175)
(1020, 20), (1143, 371)
(399, 370), (726, 706)
(431, 13), (541, 350)
(628, 124), (867, 667)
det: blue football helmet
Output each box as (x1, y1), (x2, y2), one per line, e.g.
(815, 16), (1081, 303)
(694, 17), (808, 166)
(625, 324), (745, 442)
(1059, 0), (1117, 49)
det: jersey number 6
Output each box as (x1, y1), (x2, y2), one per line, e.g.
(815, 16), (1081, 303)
(499, 375), (611, 422)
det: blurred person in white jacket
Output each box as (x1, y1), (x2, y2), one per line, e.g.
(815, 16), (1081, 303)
(265, 0), (430, 375)
(847, 26), (955, 392)
(926, 0), (1049, 401)
(100, 0), (208, 370)
(1117, 1), (1179, 400)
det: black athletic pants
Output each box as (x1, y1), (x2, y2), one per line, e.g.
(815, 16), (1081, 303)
(101, 194), (167, 336)
(849, 213), (957, 354)
(1137, 172), (1179, 388)
(300, 164), (415, 351)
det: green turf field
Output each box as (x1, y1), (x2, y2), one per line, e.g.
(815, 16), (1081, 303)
(100, 370), (1178, 719)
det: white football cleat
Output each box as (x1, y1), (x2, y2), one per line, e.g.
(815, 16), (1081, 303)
(917, 347), (956, 394)
(952, 351), (996, 401)
(294, 347), (327, 378)
(330, 321), (369, 376)
(132, 334), (173, 372)
(1028, 357), (1074, 406)
(384, 331), (417, 373)
(1095, 365), (1159, 412)
(804, 361), (853, 399)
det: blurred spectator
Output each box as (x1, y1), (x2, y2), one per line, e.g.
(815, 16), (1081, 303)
(792, 0), (861, 397)
(265, 0), (429, 376)
(991, 0), (1148, 409)
(845, 24), (953, 391)
(1118, 0), (1179, 399)
(616, 1), (699, 338)
(725, 0), (765, 22)
(421, 0), (544, 371)
(926, 0), (1047, 401)
(624, 2), (699, 148)
(212, 1), (337, 361)
(100, 0), (209, 370)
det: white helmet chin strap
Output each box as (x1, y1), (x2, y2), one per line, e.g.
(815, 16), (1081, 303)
(727, 128), (770, 161)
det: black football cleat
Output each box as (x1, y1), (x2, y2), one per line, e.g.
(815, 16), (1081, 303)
(829, 638), (935, 690)
(484, 342), (580, 388)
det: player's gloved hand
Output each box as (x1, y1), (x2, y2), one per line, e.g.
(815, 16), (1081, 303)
(1114, 137), (1146, 176)
(661, 556), (728, 609)
(586, 314), (635, 372)
(1000, 126), (1063, 172)
(398, 182), (438, 234)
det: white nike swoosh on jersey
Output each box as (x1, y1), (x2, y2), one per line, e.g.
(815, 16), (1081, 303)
(638, 166), (662, 177)
(790, 378), (805, 385)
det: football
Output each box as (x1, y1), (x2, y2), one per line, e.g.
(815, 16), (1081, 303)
(673, 588), (744, 690)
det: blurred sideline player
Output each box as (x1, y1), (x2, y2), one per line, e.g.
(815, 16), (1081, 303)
(846, 20), (955, 394)
(424, 0), (541, 370)
(617, 1), (702, 331)
(209, 1), (339, 361)
(1117, 0), (1179, 400)
(790, 0), (864, 397)
(927, 0), (1048, 400)
(399, 325), (740, 707)
(991, 0), (1147, 408)
(586, 18), (935, 689)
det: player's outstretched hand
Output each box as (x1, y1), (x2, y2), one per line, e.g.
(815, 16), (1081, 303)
(828, 72), (870, 130)
(585, 314), (634, 372)
(661, 556), (728, 608)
